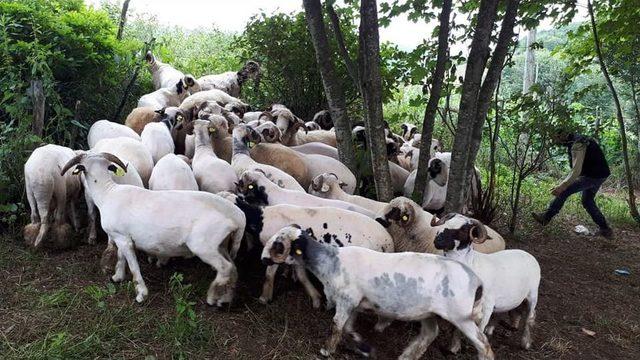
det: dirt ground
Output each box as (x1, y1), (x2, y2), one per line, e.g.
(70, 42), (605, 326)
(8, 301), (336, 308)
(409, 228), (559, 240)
(1, 219), (639, 359)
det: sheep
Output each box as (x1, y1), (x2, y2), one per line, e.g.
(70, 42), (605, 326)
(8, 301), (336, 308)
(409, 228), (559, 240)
(200, 114), (233, 163)
(312, 109), (333, 130)
(148, 153), (198, 191)
(249, 142), (311, 189)
(375, 197), (505, 255)
(231, 124), (305, 192)
(137, 79), (189, 109)
(124, 107), (161, 135)
(400, 123), (418, 141)
(242, 111), (268, 123)
(261, 225), (495, 360)
(303, 153), (357, 194)
(146, 51), (185, 90)
(253, 122), (282, 143)
(309, 173), (388, 214)
(270, 107), (337, 147)
(197, 60), (260, 97)
(291, 142), (339, 160)
(191, 119), (238, 194)
(433, 213), (540, 351)
(179, 89), (249, 121)
(304, 121), (321, 131)
(236, 170), (375, 218)
(141, 122), (175, 164)
(228, 195), (394, 308)
(23, 144), (82, 249)
(87, 119), (140, 148)
(61, 153), (245, 305)
(403, 153), (450, 212)
(92, 137), (154, 186)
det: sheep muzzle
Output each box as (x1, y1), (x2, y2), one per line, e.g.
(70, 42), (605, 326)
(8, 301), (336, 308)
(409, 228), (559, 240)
(269, 239), (290, 263)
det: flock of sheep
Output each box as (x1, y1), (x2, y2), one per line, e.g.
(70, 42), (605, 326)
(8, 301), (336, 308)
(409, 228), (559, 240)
(21, 52), (541, 359)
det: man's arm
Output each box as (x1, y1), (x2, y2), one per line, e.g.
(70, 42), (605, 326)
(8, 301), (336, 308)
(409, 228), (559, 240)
(554, 142), (586, 194)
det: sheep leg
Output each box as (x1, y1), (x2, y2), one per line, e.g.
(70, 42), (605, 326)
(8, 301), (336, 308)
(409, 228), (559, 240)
(398, 317), (439, 360)
(454, 319), (494, 360)
(448, 330), (462, 354)
(189, 237), (237, 306)
(23, 181), (41, 246)
(451, 301), (493, 353)
(115, 236), (148, 303)
(522, 291), (538, 350)
(259, 264), (279, 304)
(33, 195), (51, 249)
(344, 312), (372, 357)
(84, 190), (98, 245)
(100, 237), (117, 274)
(69, 200), (81, 231)
(294, 265), (322, 309)
(111, 245), (127, 283)
(320, 304), (353, 357)
(52, 182), (72, 248)
(509, 309), (522, 330)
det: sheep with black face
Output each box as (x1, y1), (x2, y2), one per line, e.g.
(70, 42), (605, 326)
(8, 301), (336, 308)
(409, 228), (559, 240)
(433, 213), (540, 352)
(261, 225), (495, 360)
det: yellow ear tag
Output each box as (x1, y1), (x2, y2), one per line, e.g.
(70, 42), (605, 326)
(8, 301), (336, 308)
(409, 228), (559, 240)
(247, 141), (254, 148)
(402, 215), (408, 221)
(295, 249), (302, 255)
(209, 127), (216, 133)
(248, 184), (254, 189)
(115, 167), (125, 177)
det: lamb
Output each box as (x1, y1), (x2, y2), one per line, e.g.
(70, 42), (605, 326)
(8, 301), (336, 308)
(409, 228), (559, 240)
(61, 153), (246, 306)
(270, 107), (337, 147)
(23, 144), (82, 249)
(309, 173), (388, 214)
(311, 109), (333, 130)
(228, 195), (394, 308)
(191, 119), (238, 194)
(141, 122), (175, 164)
(137, 80), (189, 109)
(87, 119), (141, 148)
(261, 225), (494, 360)
(149, 153), (198, 191)
(433, 213), (540, 351)
(197, 60), (260, 97)
(375, 197), (505, 255)
(231, 124), (305, 192)
(146, 51), (185, 90)
(92, 137), (154, 186)
(236, 170), (375, 218)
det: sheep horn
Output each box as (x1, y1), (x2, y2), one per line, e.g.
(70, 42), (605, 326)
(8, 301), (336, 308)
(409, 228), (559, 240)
(270, 238), (291, 263)
(469, 219), (488, 244)
(311, 175), (323, 192)
(60, 153), (87, 176)
(430, 213), (456, 227)
(100, 153), (128, 173)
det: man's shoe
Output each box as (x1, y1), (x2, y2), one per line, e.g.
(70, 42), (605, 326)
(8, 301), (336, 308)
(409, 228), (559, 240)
(596, 227), (614, 239)
(532, 212), (550, 226)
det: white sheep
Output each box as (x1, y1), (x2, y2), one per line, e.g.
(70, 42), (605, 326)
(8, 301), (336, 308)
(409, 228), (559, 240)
(179, 89), (249, 121)
(149, 153), (198, 191)
(270, 107), (337, 147)
(23, 144), (82, 249)
(236, 170), (375, 218)
(375, 197), (506, 255)
(400, 123), (418, 141)
(404, 152), (450, 211)
(309, 173), (388, 214)
(433, 213), (540, 351)
(231, 124), (305, 192)
(311, 109), (333, 130)
(261, 225), (494, 360)
(304, 121), (321, 131)
(291, 142), (339, 160)
(87, 119), (141, 149)
(141, 122), (175, 164)
(229, 195), (394, 308)
(61, 153), (246, 305)
(197, 61), (260, 97)
(191, 119), (237, 193)
(137, 81), (189, 110)
(145, 51), (185, 90)
(92, 137), (154, 186)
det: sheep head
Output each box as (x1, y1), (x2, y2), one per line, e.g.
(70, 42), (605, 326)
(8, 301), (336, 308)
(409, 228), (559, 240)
(232, 124), (262, 148)
(206, 115), (229, 139)
(236, 170), (270, 206)
(432, 213), (489, 252)
(305, 121), (321, 131)
(375, 197), (419, 229)
(261, 225), (309, 265)
(61, 152), (127, 177)
(156, 106), (185, 131)
(312, 110), (333, 130)
(255, 122), (281, 143)
(427, 158), (449, 187)
(309, 173), (346, 195)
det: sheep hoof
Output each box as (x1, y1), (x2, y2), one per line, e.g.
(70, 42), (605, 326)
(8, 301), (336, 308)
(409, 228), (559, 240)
(521, 338), (532, 350)
(53, 223), (74, 249)
(319, 348), (331, 357)
(311, 297), (321, 309)
(135, 286), (148, 303)
(448, 342), (461, 354)
(111, 274), (125, 283)
(23, 224), (40, 247)
(258, 296), (271, 305)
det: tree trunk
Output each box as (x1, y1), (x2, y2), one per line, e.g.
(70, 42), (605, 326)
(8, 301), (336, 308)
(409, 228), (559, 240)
(303, 0), (357, 174)
(326, 2), (360, 93)
(630, 81), (640, 180)
(113, 39), (154, 123)
(116, 0), (131, 41)
(452, 0), (520, 213)
(31, 79), (45, 138)
(359, 0), (393, 201)
(411, 0), (452, 203)
(522, 29), (537, 94)
(444, 0), (500, 212)
(587, 0), (640, 223)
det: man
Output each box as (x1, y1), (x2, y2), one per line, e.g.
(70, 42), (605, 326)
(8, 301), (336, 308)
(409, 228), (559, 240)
(532, 131), (613, 238)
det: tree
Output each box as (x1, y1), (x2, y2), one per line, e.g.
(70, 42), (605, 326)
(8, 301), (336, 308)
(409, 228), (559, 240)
(586, 0), (640, 222)
(116, 0), (131, 40)
(358, 0), (393, 201)
(302, 0), (357, 174)
(445, 0), (521, 212)
(411, 0), (452, 203)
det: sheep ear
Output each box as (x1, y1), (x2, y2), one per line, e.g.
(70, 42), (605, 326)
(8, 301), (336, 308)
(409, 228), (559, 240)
(155, 107), (166, 116)
(176, 80), (184, 94)
(321, 183), (330, 193)
(339, 182), (347, 188)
